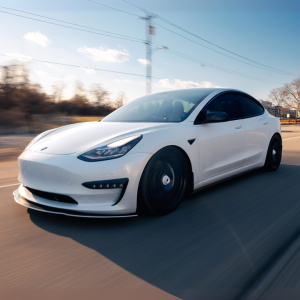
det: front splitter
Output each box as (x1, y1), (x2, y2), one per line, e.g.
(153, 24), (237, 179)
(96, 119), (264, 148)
(13, 189), (138, 218)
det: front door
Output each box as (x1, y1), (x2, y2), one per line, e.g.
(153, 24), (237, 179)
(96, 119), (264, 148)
(194, 93), (246, 181)
(237, 94), (270, 165)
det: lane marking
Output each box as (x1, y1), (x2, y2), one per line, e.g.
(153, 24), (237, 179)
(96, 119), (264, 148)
(283, 136), (300, 141)
(0, 176), (18, 181)
(0, 183), (20, 189)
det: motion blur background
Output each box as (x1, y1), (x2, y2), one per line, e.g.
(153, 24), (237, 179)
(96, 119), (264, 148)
(0, 0), (299, 139)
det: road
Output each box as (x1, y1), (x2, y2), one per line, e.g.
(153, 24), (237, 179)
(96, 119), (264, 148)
(1, 126), (300, 299)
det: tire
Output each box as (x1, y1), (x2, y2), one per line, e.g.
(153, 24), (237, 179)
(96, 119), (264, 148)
(138, 147), (189, 215)
(264, 134), (282, 172)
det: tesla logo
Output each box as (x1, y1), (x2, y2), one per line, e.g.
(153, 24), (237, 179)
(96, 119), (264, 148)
(41, 147), (48, 151)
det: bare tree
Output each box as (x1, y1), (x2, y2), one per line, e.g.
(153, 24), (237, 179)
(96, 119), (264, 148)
(0, 64), (29, 109)
(114, 91), (127, 109)
(267, 87), (287, 116)
(0, 62), (116, 128)
(284, 77), (300, 123)
(51, 83), (65, 103)
(90, 84), (109, 106)
(73, 80), (88, 102)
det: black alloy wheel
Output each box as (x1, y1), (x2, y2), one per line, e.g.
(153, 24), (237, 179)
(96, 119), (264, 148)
(264, 134), (282, 171)
(138, 147), (189, 215)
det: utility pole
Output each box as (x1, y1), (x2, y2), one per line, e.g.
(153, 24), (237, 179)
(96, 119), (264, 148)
(142, 14), (154, 95)
(141, 15), (167, 95)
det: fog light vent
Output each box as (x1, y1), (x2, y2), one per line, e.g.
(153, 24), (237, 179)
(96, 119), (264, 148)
(82, 178), (128, 190)
(82, 178), (129, 206)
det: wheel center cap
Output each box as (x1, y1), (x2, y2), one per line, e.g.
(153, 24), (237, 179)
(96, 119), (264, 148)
(162, 175), (171, 185)
(272, 149), (276, 156)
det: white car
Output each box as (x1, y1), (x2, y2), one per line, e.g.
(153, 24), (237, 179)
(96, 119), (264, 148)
(13, 88), (282, 217)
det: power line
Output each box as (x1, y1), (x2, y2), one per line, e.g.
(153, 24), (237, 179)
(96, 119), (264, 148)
(85, 2), (276, 83)
(0, 9), (143, 43)
(0, 5), (145, 42)
(150, 42), (275, 83)
(0, 7), (277, 84)
(0, 53), (161, 79)
(154, 22), (296, 77)
(84, 1), (293, 79)
(163, 48), (276, 83)
(121, 0), (294, 75)
(0, 53), (275, 84)
(86, 0), (141, 17)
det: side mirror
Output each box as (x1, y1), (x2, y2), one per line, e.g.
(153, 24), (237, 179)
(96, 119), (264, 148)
(206, 111), (230, 123)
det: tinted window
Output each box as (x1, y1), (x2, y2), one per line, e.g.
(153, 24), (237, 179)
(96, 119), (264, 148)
(204, 93), (240, 120)
(102, 89), (213, 123)
(238, 95), (264, 118)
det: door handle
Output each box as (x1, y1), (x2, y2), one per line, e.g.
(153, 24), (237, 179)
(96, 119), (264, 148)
(263, 121), (269, 125)
(235, 125), (242, 129)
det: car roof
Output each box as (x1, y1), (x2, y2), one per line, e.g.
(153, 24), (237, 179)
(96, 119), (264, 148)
(154, 88), (244, 97)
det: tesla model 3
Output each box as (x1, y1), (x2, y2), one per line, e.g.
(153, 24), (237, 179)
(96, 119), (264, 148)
(13, 88), (282, 217)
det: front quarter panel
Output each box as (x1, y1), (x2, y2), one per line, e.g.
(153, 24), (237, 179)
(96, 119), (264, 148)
(131, 123), (200, 184)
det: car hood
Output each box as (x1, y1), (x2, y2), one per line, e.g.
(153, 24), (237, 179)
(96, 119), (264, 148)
(28, 122), (166, 155)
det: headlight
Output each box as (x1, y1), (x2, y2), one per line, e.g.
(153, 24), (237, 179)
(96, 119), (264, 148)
(78, 135), (143, 162)
(26, 128), (58, 149)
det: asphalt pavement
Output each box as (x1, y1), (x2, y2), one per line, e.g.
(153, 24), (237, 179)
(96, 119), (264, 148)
(1, 125), (300, 300)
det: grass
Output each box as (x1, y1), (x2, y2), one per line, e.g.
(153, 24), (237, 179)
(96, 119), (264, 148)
(0, 115), (106, 135)
(71, 116), (103, 122)
(41, 116), (104, 130)
(280, 119), (299, 125)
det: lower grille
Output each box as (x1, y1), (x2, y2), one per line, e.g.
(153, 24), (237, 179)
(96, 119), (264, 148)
(25, 186), (78, 204)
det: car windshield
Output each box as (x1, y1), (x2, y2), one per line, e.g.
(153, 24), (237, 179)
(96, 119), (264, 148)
(102, 89), (215, 123)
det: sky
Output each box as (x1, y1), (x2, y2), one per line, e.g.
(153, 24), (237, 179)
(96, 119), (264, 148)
(0, 0), (299, 103)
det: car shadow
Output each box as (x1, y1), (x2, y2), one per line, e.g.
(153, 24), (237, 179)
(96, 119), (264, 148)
(29, 164), (300, 299)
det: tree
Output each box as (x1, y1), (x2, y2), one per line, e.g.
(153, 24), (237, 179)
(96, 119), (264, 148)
(51, 83), (65, 103)
(73, 80), (86, 101)
(0, 62), (117, 124)
(0, 64), (29, 109)
(90, 84), (109, 106)
(115, 91), (127, 109)
(284, 77), (300, 123)
(267, 87), (287, 116)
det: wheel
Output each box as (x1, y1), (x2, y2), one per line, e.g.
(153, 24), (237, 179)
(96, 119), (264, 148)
(264, 134), (282, 171)
(138, 147), (189, 215)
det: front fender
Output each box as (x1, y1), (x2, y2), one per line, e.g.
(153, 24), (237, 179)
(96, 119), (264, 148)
(134, 124), (200, 184)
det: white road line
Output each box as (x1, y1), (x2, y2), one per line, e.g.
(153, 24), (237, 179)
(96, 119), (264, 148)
(283, 136), (300, 141)
(0, 183), (20, 189)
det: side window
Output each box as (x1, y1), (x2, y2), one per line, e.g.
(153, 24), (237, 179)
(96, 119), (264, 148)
(204, 93), (240, 120)
(238, 95), (264, 118)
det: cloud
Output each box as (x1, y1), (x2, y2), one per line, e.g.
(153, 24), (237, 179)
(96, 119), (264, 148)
(23, 32), (51, 47)
(115, 79), (131, 83)
(33, 69), (48, 77)
(5, 53), (32, 62)
(157, 79), (223, 90)
(53, 75), (78, 82)
(44, 63), (57, 69)
(33, 70), (77, 83)
(137, 58), (151, 66)
(77, 46), (129, 63)
(81, 67), (96, 74)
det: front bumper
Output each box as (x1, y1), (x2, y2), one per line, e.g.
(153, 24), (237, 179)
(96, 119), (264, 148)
(13, 189), (137, 218)
(16, 150), (152, 216)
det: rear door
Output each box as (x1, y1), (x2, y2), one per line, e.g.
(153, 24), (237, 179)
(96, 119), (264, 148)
(237, 94), (270, 165)
(194, 93), (246, 181)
